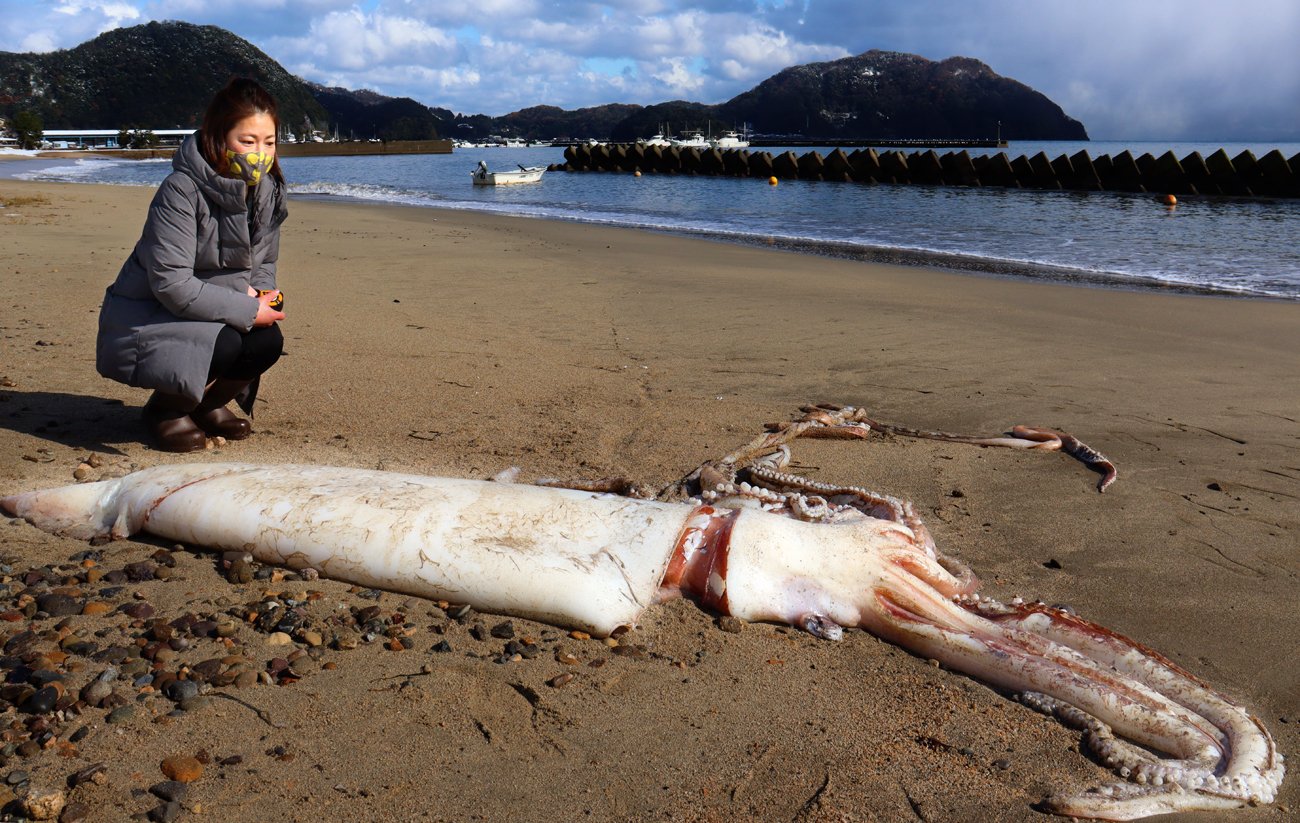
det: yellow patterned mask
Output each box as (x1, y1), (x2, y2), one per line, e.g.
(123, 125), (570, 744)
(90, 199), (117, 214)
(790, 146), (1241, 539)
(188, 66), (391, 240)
(223, 148), (273, 186)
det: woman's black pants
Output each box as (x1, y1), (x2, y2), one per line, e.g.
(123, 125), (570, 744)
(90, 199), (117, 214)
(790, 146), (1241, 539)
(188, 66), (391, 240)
(208, 324), (284, 382)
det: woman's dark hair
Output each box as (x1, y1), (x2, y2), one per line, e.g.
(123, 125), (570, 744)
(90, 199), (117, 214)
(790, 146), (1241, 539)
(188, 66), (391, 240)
(198, 77), (285, 184)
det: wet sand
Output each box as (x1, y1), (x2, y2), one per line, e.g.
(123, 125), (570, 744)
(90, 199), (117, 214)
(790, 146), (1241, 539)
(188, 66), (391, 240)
(1, 179), (1296, 821)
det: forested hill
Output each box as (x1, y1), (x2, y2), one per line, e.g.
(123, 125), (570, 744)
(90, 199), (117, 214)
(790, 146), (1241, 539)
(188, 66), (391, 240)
(718, 51), (1087, 141)
(0, 22), (328, 133)
(0, 23), (1086, 143)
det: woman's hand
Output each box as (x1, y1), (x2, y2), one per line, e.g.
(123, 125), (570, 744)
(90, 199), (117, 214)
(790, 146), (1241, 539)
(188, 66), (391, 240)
(253, 289), (285, 327)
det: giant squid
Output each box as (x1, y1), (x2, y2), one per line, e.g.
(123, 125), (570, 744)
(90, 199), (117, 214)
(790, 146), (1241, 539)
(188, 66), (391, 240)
(0, 404), (1283, 820)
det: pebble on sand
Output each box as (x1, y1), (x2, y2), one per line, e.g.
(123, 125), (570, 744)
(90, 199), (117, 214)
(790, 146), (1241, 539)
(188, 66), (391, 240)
(20, 787), (65, 821)
(159, 755), (203, 783)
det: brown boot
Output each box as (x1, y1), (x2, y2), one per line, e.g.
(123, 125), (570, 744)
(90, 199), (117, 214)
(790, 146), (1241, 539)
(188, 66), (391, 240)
(191, 378), (252, 440)
(142, 392), (207, 453)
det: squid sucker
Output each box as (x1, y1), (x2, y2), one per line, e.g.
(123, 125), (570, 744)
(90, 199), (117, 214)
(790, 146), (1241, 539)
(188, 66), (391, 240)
(0, 406), (1282, 820)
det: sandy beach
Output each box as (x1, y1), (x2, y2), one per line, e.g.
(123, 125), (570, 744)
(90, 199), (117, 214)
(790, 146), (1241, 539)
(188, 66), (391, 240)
(1, 178), (1296, 821)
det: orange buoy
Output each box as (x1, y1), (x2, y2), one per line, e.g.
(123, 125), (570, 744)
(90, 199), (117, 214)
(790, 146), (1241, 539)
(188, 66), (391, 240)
(768, 176), (778, 186)
(1161, 194), (1177, 206)
(634, 170), (641, 177)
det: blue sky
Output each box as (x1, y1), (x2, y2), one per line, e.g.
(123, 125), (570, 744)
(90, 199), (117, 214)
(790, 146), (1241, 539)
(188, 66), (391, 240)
(2, 1), (1297, 140)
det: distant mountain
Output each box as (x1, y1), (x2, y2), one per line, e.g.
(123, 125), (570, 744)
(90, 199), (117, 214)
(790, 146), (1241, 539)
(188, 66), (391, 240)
(0, 22), (443, 140)
(0, 23), (1086, 144)
(716, 51), (1087, 141)
(496, 103), (642, 143)
(0, 21), (328, 132)
(306, 83), (445, 141)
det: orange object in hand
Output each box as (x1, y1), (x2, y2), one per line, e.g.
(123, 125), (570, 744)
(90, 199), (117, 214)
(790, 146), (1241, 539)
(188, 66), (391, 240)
(257, 289), (284, 311)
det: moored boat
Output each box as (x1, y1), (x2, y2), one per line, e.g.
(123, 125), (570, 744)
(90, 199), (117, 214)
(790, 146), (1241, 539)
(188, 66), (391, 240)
(471, 160), (546, 185)
(670, 130), (710, 149)
(710, 128), (750, 149)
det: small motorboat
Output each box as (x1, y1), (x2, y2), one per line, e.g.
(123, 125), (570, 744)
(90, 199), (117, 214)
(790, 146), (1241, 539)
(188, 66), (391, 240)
(471, 160), (545, 185)
(710, 129), (750, 149)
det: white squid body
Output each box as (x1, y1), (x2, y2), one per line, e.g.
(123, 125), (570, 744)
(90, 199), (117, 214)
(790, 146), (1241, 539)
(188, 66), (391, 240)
(1, 463), (1284, 821)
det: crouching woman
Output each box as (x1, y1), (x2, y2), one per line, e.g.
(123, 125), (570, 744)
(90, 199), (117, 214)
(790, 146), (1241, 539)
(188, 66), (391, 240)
(97, 78), (289, 452)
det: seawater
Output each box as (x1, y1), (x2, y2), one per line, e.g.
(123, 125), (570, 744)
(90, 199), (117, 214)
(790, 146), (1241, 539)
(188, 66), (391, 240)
(6, 139), (1300, 299)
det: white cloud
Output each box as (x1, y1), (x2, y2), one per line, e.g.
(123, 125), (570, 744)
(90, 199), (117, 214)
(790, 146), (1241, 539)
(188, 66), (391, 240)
(0, 0), (1295, 137)
(283, 9), (458, 70)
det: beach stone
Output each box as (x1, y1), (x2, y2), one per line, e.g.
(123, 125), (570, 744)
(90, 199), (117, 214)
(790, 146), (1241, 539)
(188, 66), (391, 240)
(333, 630), (359, 651)
(226, 560), (252, 584)
(20, 787), (65, 820)
(190, 658), (224, 681)
(149, 780), (188, 802)
(121, 602), (154, 620)
(147, 801), (181, 823)
(21, 685), (60, 714)
(489, 621), (515, 639)
(59, 801), (91, 822)
(149, 623), (175, 642)
(79, 675), (114, 707)
(178, 695), (212, 713)
(288, 656), (317, 677)
(717, 616), (744, 634)
(162, 680), (199, 704)
(67, 764), (106, 788)
(36, 594), (80, 618)
(233, 671), (258, 689)
(5, 770), (29, 786)
(105, 706), (135, 724)
(123, 563), (157, 583)
(159, 755), (202, 783)
(79, 601), (112, 616)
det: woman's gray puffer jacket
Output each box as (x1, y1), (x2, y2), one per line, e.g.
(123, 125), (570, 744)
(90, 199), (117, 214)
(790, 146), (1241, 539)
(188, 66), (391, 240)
(96, 133), (288, 403)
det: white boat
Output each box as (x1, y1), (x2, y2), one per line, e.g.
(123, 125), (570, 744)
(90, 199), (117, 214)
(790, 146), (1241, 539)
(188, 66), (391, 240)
(639, 132), (671, 147)
(710, 129), (750, 149)
(671, 130), (710, 149)
(471, 160), (545, 185)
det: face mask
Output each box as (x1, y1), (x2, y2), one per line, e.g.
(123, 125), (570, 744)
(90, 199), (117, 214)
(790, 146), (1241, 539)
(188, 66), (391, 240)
(223, 148), (273, 186)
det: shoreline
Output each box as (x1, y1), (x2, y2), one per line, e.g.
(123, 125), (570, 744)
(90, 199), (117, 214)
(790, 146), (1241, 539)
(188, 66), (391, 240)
(0, 178), (1296, 821)
(5, 154), (1297, 301)
(293, 191), (1298, 301)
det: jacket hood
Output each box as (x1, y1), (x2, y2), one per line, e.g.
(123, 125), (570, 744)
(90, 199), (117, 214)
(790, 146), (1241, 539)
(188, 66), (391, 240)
(173, 132), (255, 214)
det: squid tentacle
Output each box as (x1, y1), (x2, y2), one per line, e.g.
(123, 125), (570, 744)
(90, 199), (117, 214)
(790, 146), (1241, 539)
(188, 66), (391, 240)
(967, 599), (1284, 817)
(762, 404), (1118, 493)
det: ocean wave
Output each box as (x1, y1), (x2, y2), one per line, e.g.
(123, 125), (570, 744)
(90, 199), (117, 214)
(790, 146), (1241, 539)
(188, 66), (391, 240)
(11, 156), (161, 184)
(9, 151), (1297, 299)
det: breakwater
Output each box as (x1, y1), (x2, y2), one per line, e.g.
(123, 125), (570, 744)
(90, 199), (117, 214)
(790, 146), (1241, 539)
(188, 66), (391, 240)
(557, 143), (1300, 198)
